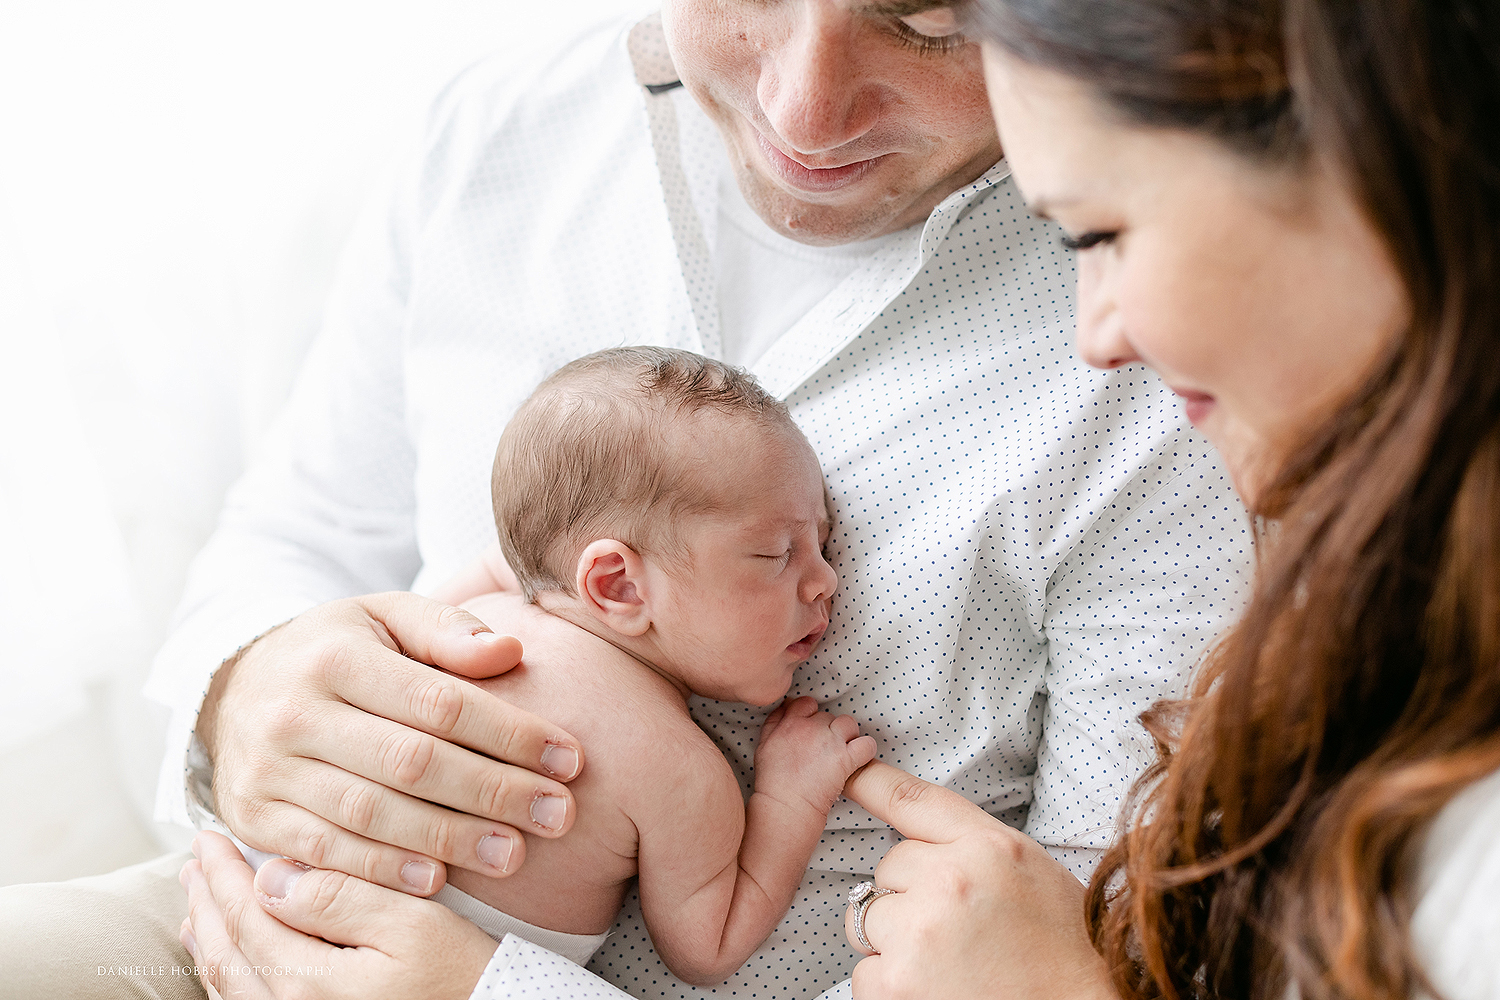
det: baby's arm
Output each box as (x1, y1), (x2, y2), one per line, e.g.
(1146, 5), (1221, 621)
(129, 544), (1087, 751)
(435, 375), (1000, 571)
(635, 697), (878, 986)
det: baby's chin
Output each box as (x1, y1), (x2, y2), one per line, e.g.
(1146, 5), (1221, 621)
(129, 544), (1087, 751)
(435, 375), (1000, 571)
(735, 668), (797, 708)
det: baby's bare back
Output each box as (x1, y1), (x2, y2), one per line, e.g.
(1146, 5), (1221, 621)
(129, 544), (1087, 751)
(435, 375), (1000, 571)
(442, 591), (719, 936)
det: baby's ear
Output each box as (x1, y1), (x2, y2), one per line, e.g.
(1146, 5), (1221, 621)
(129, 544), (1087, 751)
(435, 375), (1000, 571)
(576, 540), (651, 636)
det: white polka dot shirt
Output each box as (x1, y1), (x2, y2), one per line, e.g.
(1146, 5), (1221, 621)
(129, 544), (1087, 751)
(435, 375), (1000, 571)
(144, 13), (1253, 999)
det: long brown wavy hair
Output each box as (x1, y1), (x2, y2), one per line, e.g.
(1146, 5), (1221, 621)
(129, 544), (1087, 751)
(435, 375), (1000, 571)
(967, 2), (1500, 999)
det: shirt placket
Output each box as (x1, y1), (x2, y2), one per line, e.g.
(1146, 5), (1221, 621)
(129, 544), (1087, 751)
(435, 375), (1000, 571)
(753, 159), (1014, 400)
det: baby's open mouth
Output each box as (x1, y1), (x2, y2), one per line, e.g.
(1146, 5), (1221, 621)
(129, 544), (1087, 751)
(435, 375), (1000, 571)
(788, 623), (828, 657)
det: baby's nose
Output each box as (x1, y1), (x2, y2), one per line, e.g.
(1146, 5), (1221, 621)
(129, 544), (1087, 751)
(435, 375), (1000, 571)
(803, 556), (838, 604)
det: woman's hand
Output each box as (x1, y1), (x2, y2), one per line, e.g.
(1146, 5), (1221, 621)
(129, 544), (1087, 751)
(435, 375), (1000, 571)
(841, 763), (1116, 1000)
(179, 832), (498, 1000)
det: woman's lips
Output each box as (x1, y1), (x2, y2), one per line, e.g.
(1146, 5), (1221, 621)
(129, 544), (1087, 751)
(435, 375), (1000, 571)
(755, 133), (886, 194)
(1172, 388), (1216, 426)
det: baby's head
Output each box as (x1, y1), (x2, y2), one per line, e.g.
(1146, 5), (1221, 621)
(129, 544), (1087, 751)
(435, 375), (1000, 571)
(493, 347), (837, 707)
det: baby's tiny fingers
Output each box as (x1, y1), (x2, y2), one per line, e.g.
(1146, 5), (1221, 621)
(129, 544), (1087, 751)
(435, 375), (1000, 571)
(785, 696), (820, 717)
(830, 714), (861, 742)
(759, 703), (788, 739)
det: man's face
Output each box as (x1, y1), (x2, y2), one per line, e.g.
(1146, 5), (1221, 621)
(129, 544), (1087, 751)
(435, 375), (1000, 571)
(662, 0), (1002, 246)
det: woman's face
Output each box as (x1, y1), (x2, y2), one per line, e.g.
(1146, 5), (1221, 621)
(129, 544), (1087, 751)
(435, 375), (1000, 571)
(981, 46), (1410, 504)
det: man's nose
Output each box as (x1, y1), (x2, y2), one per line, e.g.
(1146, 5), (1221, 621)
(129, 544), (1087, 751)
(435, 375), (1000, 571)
(760, 6), (878, 155)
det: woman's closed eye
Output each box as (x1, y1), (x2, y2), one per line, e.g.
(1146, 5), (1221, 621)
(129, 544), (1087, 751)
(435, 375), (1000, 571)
(1059, 230), (1118, 252)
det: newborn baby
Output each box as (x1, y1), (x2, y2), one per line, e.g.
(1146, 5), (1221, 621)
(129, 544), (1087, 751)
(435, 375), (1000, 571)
(435, 346), (875, 985)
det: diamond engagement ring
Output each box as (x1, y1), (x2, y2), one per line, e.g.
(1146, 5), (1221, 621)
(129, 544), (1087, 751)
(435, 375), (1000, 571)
(848, 880), (897, 952)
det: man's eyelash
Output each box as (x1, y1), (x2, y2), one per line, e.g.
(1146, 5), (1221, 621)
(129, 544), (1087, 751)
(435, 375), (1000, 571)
(890, 20), (965, 56)
(1059, 231), (1117, 252)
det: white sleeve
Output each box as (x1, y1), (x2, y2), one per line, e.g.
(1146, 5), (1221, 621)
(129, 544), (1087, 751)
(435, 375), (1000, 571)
(1026, 448), (1251, 879)
(1409, 770), (1500, 1000)
(143, 94), (436, 828)
(470, 936), (639, 999)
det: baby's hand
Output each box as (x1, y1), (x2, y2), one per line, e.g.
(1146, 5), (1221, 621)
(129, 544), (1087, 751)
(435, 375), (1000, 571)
(754, 696), (877, 817)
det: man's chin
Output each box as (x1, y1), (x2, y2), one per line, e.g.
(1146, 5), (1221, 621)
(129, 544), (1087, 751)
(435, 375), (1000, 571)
(734, 169), (913, 248)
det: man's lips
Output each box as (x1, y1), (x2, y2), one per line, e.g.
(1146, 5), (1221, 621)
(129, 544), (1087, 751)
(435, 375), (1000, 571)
(755, 133), (887, 194)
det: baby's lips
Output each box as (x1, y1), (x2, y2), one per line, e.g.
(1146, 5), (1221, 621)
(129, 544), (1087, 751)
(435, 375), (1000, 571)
(790, 619), (829, 655)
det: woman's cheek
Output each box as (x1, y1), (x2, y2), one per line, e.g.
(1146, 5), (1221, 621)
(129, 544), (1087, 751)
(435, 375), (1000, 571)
(1114, 246), (1221, 384)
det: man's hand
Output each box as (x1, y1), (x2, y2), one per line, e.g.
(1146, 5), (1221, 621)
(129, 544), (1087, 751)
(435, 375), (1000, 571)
(839, 762), (1116, 1000)
(180, 832), (496, 1000)
(754, 696), (877, 815)
(197, 592), (584, 896)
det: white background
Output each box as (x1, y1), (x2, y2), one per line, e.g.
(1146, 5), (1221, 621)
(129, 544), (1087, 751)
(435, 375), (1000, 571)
(0, 0), (642, 883)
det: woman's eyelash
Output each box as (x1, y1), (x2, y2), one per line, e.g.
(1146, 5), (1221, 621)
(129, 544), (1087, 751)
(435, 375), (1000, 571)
(1059, 231), (1117, 252)
(890, 20), (965, 56)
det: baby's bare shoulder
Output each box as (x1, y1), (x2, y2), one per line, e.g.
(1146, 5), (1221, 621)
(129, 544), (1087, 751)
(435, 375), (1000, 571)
(456, 591), (712, 772)
(455, 591), (576, 652)
(464, 599), (736, 818)
(580, 678), (730, 824)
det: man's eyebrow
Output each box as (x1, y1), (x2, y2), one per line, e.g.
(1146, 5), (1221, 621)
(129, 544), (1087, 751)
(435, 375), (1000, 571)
(861, 0), (953, 17)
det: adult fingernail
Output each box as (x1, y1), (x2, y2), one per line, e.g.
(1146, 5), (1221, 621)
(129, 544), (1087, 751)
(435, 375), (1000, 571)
(473, 630), (502, 643)
(477, 834), (515, 873)
(540, 743), (580, 779)
(530, 793), (568, 832)
(182, 928), (198, 959)
(256, 859), (306, 901)
(400, 861), (440, 893)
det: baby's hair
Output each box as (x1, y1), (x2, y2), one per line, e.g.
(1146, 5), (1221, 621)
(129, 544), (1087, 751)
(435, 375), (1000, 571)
(493, 346), (795, 601)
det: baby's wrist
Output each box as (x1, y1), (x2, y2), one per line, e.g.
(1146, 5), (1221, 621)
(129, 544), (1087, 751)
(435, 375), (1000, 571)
(752, 775), (840, 820)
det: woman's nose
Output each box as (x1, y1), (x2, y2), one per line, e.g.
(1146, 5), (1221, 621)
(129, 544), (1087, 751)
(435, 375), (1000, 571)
(759, 5), (877, 155)
(1077, 314), (1138, 370)
(1074, 267), (1138, 370)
